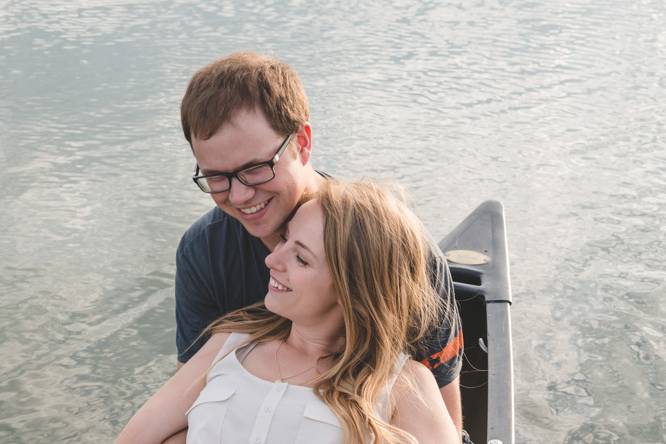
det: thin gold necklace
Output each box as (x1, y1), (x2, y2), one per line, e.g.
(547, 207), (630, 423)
(274, 340), (319, 383)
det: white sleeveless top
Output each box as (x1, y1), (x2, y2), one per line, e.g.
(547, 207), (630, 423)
(186, 333), (408, 444)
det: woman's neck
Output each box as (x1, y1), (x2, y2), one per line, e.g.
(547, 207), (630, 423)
(284, 324), (345, 358)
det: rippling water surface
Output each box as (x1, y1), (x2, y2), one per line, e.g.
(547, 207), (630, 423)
(1, 1), (665, 442)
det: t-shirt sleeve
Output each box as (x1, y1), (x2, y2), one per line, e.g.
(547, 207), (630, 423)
(175, 231), (220, 363)
(416, 237), (464, 387)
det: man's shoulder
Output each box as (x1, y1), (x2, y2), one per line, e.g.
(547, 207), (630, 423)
(182, 205), (224, 236)
(178, 207), (252, 258)
(423, 233), (450, 286)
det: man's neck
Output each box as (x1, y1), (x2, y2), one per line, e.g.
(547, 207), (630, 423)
(261, 232), (283, 251)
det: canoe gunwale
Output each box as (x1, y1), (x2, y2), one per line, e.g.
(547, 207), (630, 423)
(439, 200), (514, 444)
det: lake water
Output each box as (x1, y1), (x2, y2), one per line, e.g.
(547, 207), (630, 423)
(1, 0), (665, 442)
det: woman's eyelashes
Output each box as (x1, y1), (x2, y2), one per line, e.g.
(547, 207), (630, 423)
(295, 255), (308, 266)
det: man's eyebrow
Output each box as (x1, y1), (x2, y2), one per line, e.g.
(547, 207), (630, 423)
(201, 156), (268, 175)
(235, 155), (270, 171)
(199, 167), (222, 175)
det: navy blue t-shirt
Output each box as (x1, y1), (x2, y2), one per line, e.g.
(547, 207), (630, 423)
(175, 207), (463, 387)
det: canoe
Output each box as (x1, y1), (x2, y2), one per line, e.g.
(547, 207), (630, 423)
(439, 200), (514, 444)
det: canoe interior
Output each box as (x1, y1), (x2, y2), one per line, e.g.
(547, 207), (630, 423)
(454, 279), (489, 443)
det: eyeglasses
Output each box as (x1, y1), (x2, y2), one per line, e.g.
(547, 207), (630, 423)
(192, 134), (294, 194)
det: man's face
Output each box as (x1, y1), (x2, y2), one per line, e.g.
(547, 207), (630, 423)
(191, 108), (310, 247)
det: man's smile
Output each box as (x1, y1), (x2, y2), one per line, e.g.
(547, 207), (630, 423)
(238, 198), (271, 215)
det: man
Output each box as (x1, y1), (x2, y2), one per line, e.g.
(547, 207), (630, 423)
(172, 52), (463, 441)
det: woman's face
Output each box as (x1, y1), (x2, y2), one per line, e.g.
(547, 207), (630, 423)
(264, 200), (343, 330)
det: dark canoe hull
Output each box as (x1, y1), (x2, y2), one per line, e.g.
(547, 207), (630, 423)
(439, 200), (514, 444)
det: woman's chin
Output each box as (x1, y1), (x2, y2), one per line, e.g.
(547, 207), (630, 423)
(264, 292), (286, 317)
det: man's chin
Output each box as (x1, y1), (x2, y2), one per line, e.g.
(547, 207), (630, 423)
(242, 222), (282, 247)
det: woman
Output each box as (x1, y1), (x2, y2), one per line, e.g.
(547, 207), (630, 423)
(115, 180), (459, 444)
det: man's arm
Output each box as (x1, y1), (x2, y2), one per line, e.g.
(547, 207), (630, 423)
(428, 324), (463, 436)
(440, 376), (462, 435)
(421, 337), (463, 437)
(423, 235), (464, 436)
(174, 229), (220, 367)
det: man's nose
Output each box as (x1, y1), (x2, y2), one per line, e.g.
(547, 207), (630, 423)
(228, 177), (255, 205)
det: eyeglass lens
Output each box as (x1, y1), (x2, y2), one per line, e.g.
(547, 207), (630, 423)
(198, 164), (275, 193)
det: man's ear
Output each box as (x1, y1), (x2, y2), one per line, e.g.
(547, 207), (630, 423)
(295, 122), (312, 165)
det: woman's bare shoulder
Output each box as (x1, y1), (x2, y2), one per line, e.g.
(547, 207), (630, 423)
(391, 360), (458, 444)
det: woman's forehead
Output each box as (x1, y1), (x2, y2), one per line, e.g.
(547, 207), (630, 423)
(290, 199), (321, 226)
(289, 200), (325, 245)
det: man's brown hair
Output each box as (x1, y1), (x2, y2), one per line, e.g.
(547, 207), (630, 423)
(180, 52), (309, 144)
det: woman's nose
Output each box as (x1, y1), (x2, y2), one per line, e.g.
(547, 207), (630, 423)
(265, 242), (286, 270)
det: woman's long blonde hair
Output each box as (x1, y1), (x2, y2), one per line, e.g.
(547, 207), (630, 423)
(205, 180), (451, 443)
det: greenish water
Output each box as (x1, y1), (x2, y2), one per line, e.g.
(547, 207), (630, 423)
(1, 1), (665, 442)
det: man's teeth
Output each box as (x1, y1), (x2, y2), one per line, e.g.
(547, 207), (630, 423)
(239, 200), (269, 215)
(270, 277), (291, 291)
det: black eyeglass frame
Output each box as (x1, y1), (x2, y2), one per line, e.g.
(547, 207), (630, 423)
(192, 133), (294, 194)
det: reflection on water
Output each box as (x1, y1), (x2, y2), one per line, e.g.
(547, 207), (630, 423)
(1, 0), (665, 442)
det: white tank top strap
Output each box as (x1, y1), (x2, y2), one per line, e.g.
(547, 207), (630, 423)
(375, 352), (411, 420)
(236, 340), (259, 363)
(386, 352), (410, 391)
(210, 332), (252, 367)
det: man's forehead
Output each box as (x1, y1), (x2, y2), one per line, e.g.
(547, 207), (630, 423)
(192, 124), (282, 172)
